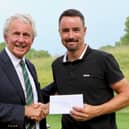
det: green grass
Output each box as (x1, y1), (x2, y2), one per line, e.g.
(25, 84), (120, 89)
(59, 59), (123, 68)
(30, 46), (129, 129)
(116, 108), (129, 129)
(47, 115), (61, 129)
(31, 57), (53, 87)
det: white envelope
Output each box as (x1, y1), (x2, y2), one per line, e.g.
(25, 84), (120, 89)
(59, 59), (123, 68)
(49, 94), (83, 114)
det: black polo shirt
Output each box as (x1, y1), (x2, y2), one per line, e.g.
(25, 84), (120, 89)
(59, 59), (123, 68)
(52, 46), (124, 129)
(52, 46), (124, 104)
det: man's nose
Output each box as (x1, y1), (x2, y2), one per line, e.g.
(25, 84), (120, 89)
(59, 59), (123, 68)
(68, 31), (74, 38)
(17, 34), (25, 42)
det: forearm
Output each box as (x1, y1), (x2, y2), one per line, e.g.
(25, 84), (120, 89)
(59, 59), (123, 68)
(97, 90), (129, 116)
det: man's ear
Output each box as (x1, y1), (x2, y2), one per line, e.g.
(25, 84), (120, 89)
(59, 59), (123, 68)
(3, 34), (8, 43)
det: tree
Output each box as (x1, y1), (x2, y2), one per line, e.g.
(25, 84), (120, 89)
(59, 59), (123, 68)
(0, 42), (6, 51)
(115, 16), (129, 46)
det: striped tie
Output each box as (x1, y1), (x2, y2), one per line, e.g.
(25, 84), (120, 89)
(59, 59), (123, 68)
(20, 60), (36, 129)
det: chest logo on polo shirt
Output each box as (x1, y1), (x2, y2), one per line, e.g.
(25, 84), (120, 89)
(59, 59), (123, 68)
(83, 74), (90, 77)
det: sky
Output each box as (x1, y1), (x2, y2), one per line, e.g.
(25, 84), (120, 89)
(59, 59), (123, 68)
(0, 0), (129, 56)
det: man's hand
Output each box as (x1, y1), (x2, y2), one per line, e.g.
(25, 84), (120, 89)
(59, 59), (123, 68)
(25, 103), (49, 121)
(70, 104), (101, 121)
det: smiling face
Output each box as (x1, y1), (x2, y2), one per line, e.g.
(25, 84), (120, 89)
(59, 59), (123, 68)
(4, 19), (34, 59)
(59, 16), (86, 52)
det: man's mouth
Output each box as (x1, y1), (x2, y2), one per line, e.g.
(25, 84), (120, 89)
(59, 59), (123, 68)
(15, 44), (26, 49)
(65, 38), (78, 43)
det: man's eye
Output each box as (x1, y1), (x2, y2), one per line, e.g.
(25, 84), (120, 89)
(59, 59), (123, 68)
(61, 28), (70, 33)
(63, 30), (69, 33)
(23, 33), (31, 37)
(73, 28), (80, 32)
(13, 32), (20, 35)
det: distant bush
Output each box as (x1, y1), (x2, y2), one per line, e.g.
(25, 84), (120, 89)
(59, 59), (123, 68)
(0, 42), (51, 59)
(26, 48), (51, 59)
(100, 45), (114, 50)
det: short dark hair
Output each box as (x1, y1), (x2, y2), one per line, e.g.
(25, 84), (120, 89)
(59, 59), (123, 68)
(59, 9), (85, 26)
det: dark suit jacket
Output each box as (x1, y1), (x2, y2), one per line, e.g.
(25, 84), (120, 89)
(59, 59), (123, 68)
(0, 49), (47, 129)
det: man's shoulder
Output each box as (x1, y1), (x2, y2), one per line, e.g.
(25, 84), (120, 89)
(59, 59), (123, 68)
(90, 48), (113, 58)
(0, 49), (9, 63)
(52, 55), (64, 65)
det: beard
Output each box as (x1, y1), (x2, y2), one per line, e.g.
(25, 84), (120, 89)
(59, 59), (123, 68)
(63, 38), (80, 51)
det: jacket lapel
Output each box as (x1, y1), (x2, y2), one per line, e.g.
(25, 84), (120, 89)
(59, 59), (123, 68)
(26, 60), (42, 102)
(0, 49), (25, 103)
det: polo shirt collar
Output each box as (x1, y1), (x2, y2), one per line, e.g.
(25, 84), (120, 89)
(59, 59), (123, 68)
(63, 44), (88, 63)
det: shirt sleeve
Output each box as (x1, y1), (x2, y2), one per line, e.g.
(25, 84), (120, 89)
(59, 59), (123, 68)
(104, 53), (124, 85)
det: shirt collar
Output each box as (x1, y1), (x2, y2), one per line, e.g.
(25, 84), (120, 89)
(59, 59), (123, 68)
(5, 47), (25, 67)
(63, 44), (88, 63)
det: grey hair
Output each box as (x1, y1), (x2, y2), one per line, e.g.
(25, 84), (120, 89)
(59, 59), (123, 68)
(3, 13), (37, 38)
